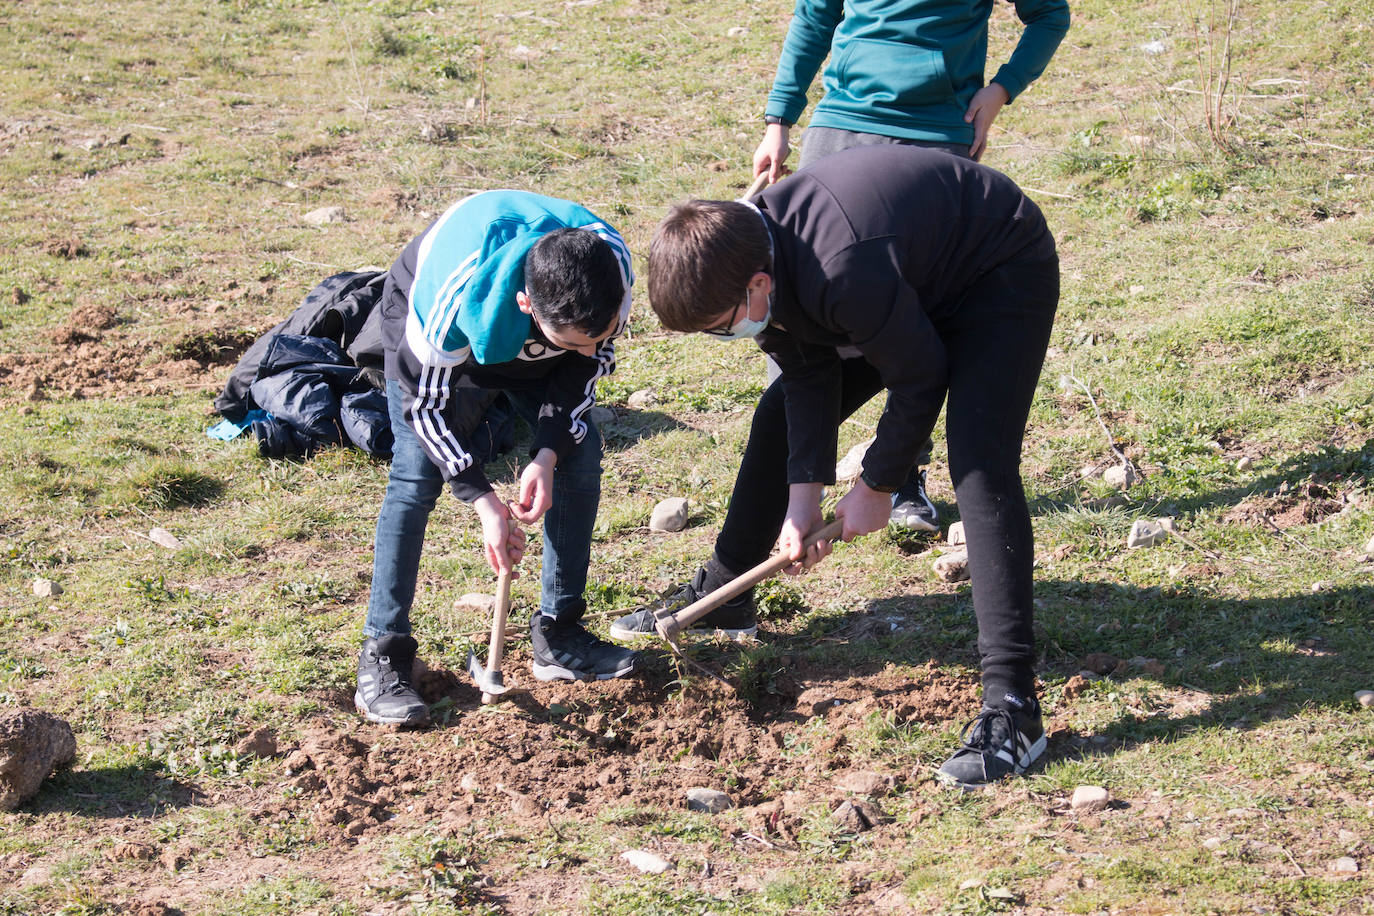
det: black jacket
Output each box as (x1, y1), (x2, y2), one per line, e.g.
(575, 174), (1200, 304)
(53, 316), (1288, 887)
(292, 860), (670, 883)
(753, 144), (1057, 489)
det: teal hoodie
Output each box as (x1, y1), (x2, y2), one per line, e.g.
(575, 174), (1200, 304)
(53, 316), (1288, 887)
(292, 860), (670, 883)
(765, 0), (1070, 145)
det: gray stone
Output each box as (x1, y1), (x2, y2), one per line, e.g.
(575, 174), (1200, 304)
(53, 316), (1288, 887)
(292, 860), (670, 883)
(586, 406), (615, 425)
(835, 438), (873, 481)
(1236, 456), (1254, 472)
(685, 787), (732, 814)
(1329, 857), (1359, 874)
(933, 551), (970, 583)
(946, 521), (965, 546)
(148, 527), (182, 550)
(454, 593), (497, 615)
(726, 26), (749, 37)
(627, 389), (656, 409)
(0, 709), (77, 811)
(1126, 519), (1168, 549)
(1103, 464), (1136, 490)
(830, 798), (885, 832)
(622, 849), (672, 873)
(31, 578), (62, 598)
(1365, 534), (1374, 555)
(1355, 690), (1374, 708)
(302, 206), (347, 225)
(1069, 785), (1110, 813)
(649, 497), (689, 533)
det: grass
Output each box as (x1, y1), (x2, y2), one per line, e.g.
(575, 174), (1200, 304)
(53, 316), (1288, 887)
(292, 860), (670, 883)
(2, 0), (1374, 912)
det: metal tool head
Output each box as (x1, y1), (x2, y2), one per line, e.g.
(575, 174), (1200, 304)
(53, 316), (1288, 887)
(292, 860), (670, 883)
(466, 648), (510, 703)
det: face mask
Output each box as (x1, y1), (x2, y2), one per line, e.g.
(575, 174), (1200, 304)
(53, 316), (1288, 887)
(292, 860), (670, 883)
(712, 306), (771, 340)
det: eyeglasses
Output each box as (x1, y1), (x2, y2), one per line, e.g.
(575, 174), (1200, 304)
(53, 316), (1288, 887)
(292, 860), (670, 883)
(701, 287), (750, 337)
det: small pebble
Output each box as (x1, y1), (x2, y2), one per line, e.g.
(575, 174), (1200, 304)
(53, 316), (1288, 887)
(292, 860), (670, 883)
(933, 551), (969, 583)
(1069, 785), (1109, 813)
(1102, 464), (1136, 490)
(302, 206), (347, 225)
(1355, 690), (1374, 708)
(31, 578), (62, 598)
(946, 521), (965, 546)
(1126, 519), (1168, 549)
(1329, 856), (1359, 874)
(685, 787), (732, 814)
(1236, 456), (1253, 471)
(148, 527), (182, 550)
(649, 497), (689, 533)
(622, 849), (672, 874)
(627, 389), (656, 409)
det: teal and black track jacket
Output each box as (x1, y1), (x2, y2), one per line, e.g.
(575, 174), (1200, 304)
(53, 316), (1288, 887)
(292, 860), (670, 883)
(380, 190), (633, 502)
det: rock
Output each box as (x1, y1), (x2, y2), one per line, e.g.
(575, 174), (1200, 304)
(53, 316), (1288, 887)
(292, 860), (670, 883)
(1355, 691), (1374, 708)
(460, 773), (481, 793)
(835, 771), (893, 797)
(622, 849), (672, 873)
(946, 521), (965, 546)
(726, 26), (749, 37)
(1365, 534), (1374, 555)
(835, 437), (874, 481)
(627, 388), (656, 409)
(649, 497), (689, 532)
(1236, 456), (1253, 471)
(1141, 39), (1166, 55)
(1079, 463), (1103, 480)
(104, 841), (157, 862)
(235, 727), (277, 759)
(831, 799), (883, 832)
(1079, 652), (1119, 675)
(0, 710), (77, 810)
(1329, 857), (1359, 874)
(302, 206), (347, 225)
(1131, 657), (1167, 678)
(685, 787), (732, 814)
(1069, 785), (1110, 813)
(1102, 464), (1136, 490)
(1202, 836), (1227, 851)
(148, 528), (181, 550)
(31, 578), (62, 598)
(933, 551), (970, 583)
(1126, 519), (1168, 549)
(454, 593), (496, 615)
(586, 406), (615, 425)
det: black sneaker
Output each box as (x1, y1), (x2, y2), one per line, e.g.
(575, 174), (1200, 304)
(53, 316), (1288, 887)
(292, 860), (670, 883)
(355, 633), (430, 727)
(530, 606), (638, 682)
(890, 468), (939, 532)
(936, 693), (1046, 789)
(608, 567), (757, 642)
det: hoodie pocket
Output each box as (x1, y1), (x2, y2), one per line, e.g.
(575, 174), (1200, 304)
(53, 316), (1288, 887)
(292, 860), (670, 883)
(829, 38), (955, 109)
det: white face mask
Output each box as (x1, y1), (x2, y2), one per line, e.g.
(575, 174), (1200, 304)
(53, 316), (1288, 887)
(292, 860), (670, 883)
(704, 283), (771, 341)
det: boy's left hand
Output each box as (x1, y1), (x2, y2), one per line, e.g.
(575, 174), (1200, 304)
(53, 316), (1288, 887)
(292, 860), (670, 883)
(510, 448), (557, 524)
(835, 479), (892, 541)
(964, 82), (1010, 161)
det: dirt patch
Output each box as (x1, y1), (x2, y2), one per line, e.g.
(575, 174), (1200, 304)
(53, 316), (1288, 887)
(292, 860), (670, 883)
(1222, 481), (1348, 529)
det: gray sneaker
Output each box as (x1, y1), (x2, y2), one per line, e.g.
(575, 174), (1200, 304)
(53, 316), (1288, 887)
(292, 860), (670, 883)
(530, 607), (638, 681)
(355, 634), (430, 727)
(608, 567), (757, 642)
(936, 693), (1045, 789)
(890, 468), (939, 532)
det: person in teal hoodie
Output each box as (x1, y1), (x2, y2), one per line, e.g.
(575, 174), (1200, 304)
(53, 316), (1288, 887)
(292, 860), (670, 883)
(354, 190), (640, 727)
(750, 0), (1069, 535)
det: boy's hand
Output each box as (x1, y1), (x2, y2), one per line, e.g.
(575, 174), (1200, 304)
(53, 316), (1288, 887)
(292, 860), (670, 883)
(964, 82), (1009, 161)
(753, 123), (792, 184)
(474, 492), (527, 576)
(835, 479), (892, 541)
(778, 482), (829, 575)
(510, 448), (556, 525)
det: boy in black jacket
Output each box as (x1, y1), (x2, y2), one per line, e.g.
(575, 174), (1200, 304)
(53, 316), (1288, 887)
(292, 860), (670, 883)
(611, 145), (1059, 787)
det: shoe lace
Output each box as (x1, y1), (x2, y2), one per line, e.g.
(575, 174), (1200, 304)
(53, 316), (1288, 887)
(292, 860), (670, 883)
(955, 707), (1016, 756)
(373, 653), (413, 694)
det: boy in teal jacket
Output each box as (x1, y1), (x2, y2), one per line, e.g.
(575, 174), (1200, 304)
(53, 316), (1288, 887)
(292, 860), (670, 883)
(752, 0), (1069, 534)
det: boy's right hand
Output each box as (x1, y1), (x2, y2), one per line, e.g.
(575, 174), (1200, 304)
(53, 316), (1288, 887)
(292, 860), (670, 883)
(778, 482), (830, 575)
(474, 492), (527, 577)
(753, 123), (792, 184)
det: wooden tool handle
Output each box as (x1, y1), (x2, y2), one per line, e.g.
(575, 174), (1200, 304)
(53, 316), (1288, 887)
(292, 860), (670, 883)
(740, 171), (769, 201)
(657, 519), (844, 639)
(484, 570), (513, 673)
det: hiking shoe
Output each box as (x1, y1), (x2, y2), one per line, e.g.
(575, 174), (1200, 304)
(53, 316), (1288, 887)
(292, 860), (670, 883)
(936, 693), (1046, 789)
(355, 633), (430, 727)
(608, 567), (757, 642)
(530, 609), (638, 682)
(890, 468), (939, 533)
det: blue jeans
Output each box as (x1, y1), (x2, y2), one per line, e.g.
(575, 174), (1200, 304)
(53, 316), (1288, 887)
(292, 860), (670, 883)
(363, 378), (602, 637)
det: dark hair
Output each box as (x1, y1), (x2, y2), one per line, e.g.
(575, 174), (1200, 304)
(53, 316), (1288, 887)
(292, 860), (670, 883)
(648, 200), (770, 332)
(525, 228), (625, 336)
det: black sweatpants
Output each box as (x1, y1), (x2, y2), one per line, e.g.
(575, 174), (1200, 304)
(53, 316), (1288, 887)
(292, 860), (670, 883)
(713, 257), (1059, 702)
